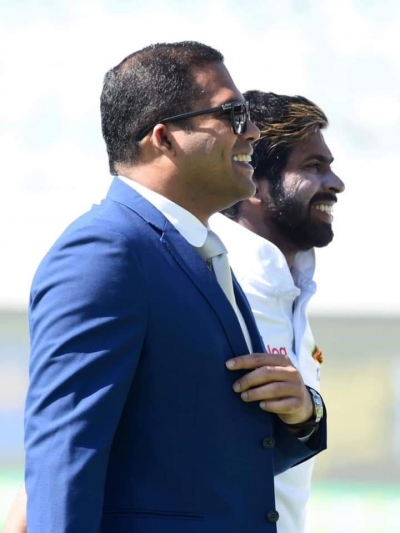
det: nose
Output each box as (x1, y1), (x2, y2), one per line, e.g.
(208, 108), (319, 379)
(244, 118), (260, 142)
(324, 171), (345, 194)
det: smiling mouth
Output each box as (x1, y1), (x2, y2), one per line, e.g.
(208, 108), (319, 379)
(232, 154), (252, 163)
(312, 204), (334, 215)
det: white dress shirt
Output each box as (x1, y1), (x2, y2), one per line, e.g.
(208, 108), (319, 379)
(118, 176), (252, 351)
(118, 175), (208, 247)
(210, 212), (321, 533)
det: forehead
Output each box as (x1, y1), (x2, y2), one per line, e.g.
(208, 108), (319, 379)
(192, 62), (244, 109)
(285, 130), (333, 168)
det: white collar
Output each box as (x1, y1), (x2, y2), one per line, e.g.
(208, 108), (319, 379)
(209, 213), (316, 284)
(118, 175), (208, 247)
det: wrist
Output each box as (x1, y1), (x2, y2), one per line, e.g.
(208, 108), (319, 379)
(282, 388), (323, 438)
(283, 416), (318, 438)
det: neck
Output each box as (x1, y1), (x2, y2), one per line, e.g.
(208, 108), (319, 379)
(117, 166), (211, 226)
(236, 215), (299, 269)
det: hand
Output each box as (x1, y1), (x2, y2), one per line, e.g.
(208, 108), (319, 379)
(3, 483), (27, 533)
(225, 352), (313, 425)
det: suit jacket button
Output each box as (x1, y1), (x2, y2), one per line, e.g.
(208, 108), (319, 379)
(262, 436), (275, 449)
(267, 510), (279, 523)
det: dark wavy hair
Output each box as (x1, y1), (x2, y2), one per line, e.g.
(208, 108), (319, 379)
(223, 90), (328, 220)
(101, 41), (224, 174)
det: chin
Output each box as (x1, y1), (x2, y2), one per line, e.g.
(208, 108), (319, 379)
(219, 172), (255, 209)
(217, 188), (253, 214)
(310, 228), (334, 248)
(239, 177), (256, 199)
(285, 221), (334, 250)
(313, 236), (334, 248)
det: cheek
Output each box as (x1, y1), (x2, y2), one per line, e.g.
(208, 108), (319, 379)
(281, 183), (315, 213)
(282, 175), (305, 198)
(203, 137), (228, 161)
(210, 127), (236, 158)
(187, 135), (212, 155)
(286, 174), (317, 200)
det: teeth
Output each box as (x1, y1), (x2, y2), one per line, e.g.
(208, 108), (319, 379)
(313, 204), (334, 214)
(233, 154), (252, 162)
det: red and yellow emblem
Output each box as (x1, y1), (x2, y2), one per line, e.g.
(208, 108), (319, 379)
(312, 344), (324, 364)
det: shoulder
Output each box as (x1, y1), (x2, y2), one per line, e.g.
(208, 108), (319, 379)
(31, 200), (155, 303)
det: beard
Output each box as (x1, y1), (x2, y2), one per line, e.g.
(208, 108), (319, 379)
(265, 182), (335, 251)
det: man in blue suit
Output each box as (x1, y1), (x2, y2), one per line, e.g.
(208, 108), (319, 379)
(19, 41), (327, 532)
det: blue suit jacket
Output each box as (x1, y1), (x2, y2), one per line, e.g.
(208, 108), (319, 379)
(25, 178), (326, 532)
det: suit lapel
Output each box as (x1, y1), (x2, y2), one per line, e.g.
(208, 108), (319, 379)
(106, 177), (251, 356)
(161, 225), (249, 355)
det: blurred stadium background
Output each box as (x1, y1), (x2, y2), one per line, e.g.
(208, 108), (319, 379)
(1, 0), (400, 531)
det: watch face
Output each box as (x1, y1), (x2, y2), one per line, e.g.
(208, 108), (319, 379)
(311, 389), (324, 421)
(315, 401), (323, 420)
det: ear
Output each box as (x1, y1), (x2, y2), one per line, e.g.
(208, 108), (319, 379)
(249, 178), (272, 206)
(147, 124), (176, 156)
(247, 183), (262, 206)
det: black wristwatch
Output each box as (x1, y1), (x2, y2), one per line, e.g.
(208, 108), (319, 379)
(284, 387), (324, 439)
(308, 387), (324, 424)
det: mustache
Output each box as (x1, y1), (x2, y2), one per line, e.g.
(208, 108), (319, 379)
(310, 193), (338, 206)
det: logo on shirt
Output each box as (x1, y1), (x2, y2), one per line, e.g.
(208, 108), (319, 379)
(312, 344), (324, 364)
(266, 345), (288, 355)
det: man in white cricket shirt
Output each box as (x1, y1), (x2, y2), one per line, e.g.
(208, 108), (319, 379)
(211, 90), (345, 533)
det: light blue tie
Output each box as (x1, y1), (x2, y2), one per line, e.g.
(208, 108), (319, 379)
(195, 230), (237, 308)
(195, 230), (252, 352)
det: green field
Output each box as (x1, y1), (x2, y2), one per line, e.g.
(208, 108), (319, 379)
(307, 482), (400, 532)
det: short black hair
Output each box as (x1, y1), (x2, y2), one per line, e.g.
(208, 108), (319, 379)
(223, 90), (328, 220)
(100, 41), (224, 174)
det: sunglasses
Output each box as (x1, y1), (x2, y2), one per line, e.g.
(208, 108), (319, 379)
(137, 100), (251, 141)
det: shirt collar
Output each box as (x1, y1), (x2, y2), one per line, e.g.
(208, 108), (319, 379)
(118, 175), (208, 247)
(209, 212), (316, 280)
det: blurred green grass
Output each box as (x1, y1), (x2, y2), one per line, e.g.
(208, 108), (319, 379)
(307, 481), (400, 532)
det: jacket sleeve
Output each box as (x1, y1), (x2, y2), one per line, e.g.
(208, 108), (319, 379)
(272, 400), (327, 476)
(25, 225), (148, 533)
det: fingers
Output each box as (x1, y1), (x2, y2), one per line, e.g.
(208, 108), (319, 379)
(231, 362), (299, 393)
(237, 376), (312, 423)
(237, 378), (307, 414)
(259, 397), (305, 415)
(239, 381), (299, 403)
(225, 352), (313, 423)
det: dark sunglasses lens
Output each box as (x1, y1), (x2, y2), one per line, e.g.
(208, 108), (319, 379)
(232, 103), (248, 135)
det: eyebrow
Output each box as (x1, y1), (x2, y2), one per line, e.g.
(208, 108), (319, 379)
(304, 154), (334, 164)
